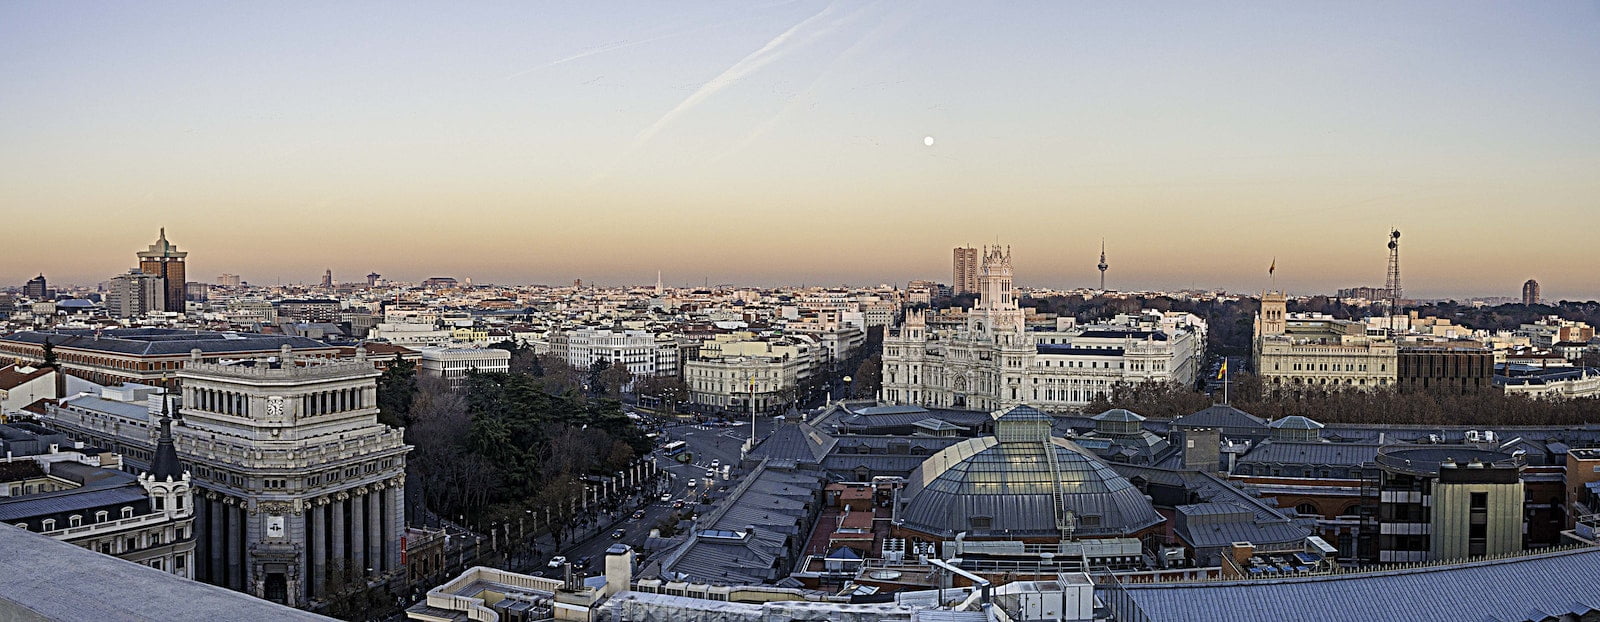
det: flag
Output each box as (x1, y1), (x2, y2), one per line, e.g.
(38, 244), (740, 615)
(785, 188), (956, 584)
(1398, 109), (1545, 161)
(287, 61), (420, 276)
(1269, 258), (1276, 276)
(1217, 359), (1228, 380)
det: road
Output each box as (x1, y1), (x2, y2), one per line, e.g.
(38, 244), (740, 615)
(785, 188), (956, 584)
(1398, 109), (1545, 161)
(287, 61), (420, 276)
(527, 413), (782, 580)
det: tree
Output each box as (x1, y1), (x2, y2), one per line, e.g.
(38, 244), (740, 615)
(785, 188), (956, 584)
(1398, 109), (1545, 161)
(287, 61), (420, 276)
(40, 338), (57, 369)
(851, 354), (882, 398)
(490, 340), (543, 376)
(598, 361), (633, 398)
(636, 375), (689, 412)
(376, 354), (418, 429)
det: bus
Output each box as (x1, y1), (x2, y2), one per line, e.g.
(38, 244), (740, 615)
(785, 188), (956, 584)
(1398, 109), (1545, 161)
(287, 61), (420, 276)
(662, 440), (688, 456)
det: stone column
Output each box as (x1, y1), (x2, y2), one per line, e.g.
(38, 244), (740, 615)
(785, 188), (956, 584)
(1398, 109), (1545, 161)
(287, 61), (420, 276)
(310, 499), (326, 597)
(208, 493), (224, 585)
(331, 493), (347, 579)
(351, 487), (367, 573)
(227, 500), (243, 591)
(365, 487), (381, 572)
(391, 475), (407, 572)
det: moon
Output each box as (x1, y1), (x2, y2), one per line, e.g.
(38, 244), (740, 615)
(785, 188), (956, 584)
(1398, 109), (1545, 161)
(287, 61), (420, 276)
(923, 136), (935, 147)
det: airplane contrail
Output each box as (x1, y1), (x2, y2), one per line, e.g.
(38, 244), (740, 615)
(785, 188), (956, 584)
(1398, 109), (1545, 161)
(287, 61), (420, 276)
(502, 0), (805, 81)
(590, 0), (856, 184)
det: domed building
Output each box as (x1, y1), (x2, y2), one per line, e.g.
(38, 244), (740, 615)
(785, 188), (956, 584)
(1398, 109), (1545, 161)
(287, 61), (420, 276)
(897, 406), (1163, 542)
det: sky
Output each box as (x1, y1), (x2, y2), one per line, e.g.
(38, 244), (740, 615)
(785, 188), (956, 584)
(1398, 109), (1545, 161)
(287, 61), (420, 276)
(2, 2), (1598, 300)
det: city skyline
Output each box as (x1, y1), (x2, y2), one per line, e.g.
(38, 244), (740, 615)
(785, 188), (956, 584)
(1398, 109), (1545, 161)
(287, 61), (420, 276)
(4, 2), (1598, 298)
(7, 228), (1591, 302)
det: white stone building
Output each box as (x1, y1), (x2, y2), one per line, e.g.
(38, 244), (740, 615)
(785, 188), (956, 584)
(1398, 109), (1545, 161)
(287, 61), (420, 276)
(563, 327), (679, 379)
(39, 347), (410, 607)
(880, 247), (1207, 413)
(418, 346), (511, 386)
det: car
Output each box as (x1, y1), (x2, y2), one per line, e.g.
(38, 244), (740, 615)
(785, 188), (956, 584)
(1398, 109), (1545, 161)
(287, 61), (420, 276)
(706, 470), (716, 478)
(611, 529), (625, 539)
(687, 479), (696, 487)
(660, 493), (671, 502)
(673, 500), (686, 509)
(631, 510), (646, 521)
(710, 459), (720, 468)
(547, 555), (567, 568)
(575, 556), (593, 569)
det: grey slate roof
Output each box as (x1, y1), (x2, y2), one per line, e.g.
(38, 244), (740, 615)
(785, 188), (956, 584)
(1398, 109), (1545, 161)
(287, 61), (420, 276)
(1114, 546), (1600, 622)
(0, 481), (149, 522)
(2, 329), (334, 356)
(0, 524), (333, 621)
(747, 422), (834, 464)
(1171, 404), (1269, 432)
(1239, 440), (1384, 468)
(1173, 502), (1310, 550)
(657, 462), (821, 586)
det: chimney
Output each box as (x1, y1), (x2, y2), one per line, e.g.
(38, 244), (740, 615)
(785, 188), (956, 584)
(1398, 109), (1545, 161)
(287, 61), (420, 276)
(1230, 542), (1255, 566)
(603, 544), (635, 598)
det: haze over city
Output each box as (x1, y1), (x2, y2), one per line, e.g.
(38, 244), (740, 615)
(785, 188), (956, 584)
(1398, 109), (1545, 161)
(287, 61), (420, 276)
(4, 1), (1598, 298)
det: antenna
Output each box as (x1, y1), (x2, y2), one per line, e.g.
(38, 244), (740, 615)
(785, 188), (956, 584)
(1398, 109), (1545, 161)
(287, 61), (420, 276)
(1097, 239), (1108, 291)
(1386, 229), (1402, 329)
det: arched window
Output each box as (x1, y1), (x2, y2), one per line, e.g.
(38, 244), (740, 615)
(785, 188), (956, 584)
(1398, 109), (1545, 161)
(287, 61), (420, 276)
(68, 515), (82, 527)
(1294, 503), (1318, 516)
(95, 511), (109, 523)
(121, 506), (134, 519)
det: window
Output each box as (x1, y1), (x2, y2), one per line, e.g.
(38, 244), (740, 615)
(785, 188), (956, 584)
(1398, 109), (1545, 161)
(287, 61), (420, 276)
(154, 497), (165, 510)
(121, 507), (134, 519)
(95, 511), (109, 523)
(1470, 492), (1487, 509)
(1295, 503), (1319, 516)
(41, 519), (55, 531)
(970, 516), (992, 530)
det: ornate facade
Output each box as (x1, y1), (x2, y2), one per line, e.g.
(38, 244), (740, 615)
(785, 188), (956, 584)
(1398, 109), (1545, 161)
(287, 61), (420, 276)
(41, 345), (409, 608)
(881, 247), (1204, 412)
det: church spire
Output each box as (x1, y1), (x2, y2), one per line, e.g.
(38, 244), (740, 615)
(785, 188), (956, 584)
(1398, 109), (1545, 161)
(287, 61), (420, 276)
(147, 392), (184, 481)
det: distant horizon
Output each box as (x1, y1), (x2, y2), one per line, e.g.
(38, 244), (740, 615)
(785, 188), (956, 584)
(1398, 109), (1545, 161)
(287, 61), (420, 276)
(13, 235), (1585, 304)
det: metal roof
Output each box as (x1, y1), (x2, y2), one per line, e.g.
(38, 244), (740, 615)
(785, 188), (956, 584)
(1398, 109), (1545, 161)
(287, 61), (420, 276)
(1115, 546), (1600, 622)
(0, 484), (150, 522)
(0, 525), (333, 621)
(2, 329), (335, 357)
(1171, 404), (1270, 431)
(900, 436), (1162, 538)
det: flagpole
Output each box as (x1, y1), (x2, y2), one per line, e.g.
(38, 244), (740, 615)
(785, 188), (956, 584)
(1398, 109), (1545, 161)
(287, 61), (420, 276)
(1224, 361), (1229, 405)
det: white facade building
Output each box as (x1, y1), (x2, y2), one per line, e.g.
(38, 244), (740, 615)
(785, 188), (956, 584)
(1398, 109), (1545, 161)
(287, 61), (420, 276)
(880, 247), (1206, 412)
(418, 346), (511, 386)
(563, 327), (679, 378)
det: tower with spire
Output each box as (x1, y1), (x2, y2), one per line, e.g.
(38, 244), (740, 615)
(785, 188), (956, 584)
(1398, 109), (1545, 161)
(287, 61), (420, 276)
(139, 390), (195, 576)
(1098, 240), (1109, 291)
(137, 228), (188, 313)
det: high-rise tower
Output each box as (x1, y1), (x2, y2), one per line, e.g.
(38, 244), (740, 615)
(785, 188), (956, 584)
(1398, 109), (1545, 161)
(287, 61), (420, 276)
(321, 269), (333, 288)
(1385, 229), (1402, 312)
(1522, 279), (1540, 306)
(953, 246), (979, 295)
(137, 228), (188, 312)
(1097, 240), (1109, 291)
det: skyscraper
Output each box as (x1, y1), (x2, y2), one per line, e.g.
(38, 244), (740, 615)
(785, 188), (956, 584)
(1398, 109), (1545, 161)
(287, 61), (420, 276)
(23, 274), (48, 300)
(106, 269), (166, 318)
(321, 269), (333, 288)
(137, 228), (187, 312)
(952, 246), (978, 295)
(1523, 279), (1541, 306)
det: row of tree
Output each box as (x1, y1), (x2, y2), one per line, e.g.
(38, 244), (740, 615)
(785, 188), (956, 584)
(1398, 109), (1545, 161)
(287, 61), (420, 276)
(377, 352), (652, 542)
(1087, 374), (1600, 427)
